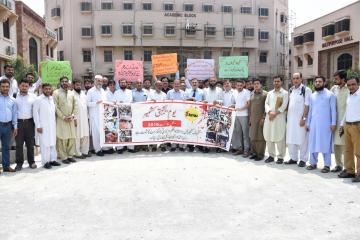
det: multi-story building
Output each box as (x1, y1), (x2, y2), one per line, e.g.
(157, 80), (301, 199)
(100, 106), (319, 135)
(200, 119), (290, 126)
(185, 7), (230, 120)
(15, 1), (57, 71)
(0, 0), (17, 75)
(292, 0), (360, 81)
(45, 0), (289, 84)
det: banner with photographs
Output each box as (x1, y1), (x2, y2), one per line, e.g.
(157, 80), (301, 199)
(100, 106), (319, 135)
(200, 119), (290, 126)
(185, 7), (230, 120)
(100, 101), (236, 151)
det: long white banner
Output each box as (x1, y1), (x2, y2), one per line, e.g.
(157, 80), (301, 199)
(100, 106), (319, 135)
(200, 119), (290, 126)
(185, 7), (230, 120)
(100, 101), (236, 151)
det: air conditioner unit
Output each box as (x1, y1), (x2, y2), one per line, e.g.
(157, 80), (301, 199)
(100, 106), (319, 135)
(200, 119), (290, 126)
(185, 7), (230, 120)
(86, 68), (93, 73)
(6, 46), (15, 55)
(108, 68), (114, 73)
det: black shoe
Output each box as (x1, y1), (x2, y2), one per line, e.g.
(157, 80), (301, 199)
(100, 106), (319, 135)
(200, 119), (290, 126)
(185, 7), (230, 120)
(151, 147), (157, 152)
(170, 148), (176, 152)
(83, 153), (92, 158)
(29, 163), (38, 169)
(62, 159), (71, 164)
(68, 158), (76, 163)
(285, 159), (297, 165)
(352, 176), (360, 183)
(117, 149), (123, 154)
(179, 148), (185, 152)
(203, 148), (210, 153)
(96, 151), (104, 157)
(254, 156), (264, 161)
(338, 170), (356, 178)
(188, 146), (194, 152)
(104, 149), (115, 154)
(321, 166), (330, 173)
(306, 164), (317, 170)
(50, 161), (61, 167)
(160, 147), (167, 152)
(249, 155), (257, 160)
(15, 164), (23, 171)
(264, 156), (274, 163)
(90, 150), (96, 154)
(43, 162), (52, 169)
(276, 158), (284, 164)
(331, 166), (343, 173)
(298, 161), (306, 167)
(75, 155), (86, 159)
(128, 149), (136, 153)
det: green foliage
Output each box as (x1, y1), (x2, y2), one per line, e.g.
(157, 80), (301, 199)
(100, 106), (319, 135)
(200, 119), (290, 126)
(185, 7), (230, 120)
(346, 69), (360, 79)
(8, 56), (38, 82)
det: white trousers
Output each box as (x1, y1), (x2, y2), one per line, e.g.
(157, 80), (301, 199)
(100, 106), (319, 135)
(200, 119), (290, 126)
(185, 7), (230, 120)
(91, 125), (101, 152)
(288, 141), (309, 162)
(40, 145), (57, 165)
(267, 138), (286, 159)
(117, 145), (134, 150)
(75, 136), (90, 156)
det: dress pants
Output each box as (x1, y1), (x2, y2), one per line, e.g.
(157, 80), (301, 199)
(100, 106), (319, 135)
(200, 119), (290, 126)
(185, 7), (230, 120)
(333, 144), (344, 168)
(0, 122), (12, 168)
(232, 116), (250, 151)
(251, 140), (266, 158)
(344, 124), (360, 174)
(310, 152), (331, 167)
(15, 119), (35, 166)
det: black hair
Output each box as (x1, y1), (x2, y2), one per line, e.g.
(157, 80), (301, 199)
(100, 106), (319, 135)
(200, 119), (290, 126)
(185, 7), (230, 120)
(348, 76), (359, 84)
(273, 76), (283, 81)
(19, 79), (30, 85)
(72, 79), (82, 85)
(315, 76), (326, 82)
(0, 79), (10, 85)
(42, 83), (51, 88)
(59, 76), (69, 82)
(333, 70), (347, 80)
(25, 72), (34, 78)
(253, 79), (263, 85)
(108, 80), (116, 85)
(4, 64), (14, 70)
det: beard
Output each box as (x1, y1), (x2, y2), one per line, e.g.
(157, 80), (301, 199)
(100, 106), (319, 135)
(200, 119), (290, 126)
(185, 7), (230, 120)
(315, 86), (325, 91)
(209, 83), (216, 89)
(120, 86), (127, 90)
(84, 86), (92, 91)
(74, 88), (81, 93)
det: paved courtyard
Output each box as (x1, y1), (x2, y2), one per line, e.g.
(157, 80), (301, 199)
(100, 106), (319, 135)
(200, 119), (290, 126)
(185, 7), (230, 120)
(1, 151), (360, 240)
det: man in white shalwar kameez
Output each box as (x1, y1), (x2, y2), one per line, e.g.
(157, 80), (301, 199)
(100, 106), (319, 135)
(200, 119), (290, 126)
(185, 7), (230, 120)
(285, 73), (312, 167)
(73, 79), (90, 159)
(87, 75), (106, 156)
(33, 84), (61, 169)
(263, 76), (289, 164)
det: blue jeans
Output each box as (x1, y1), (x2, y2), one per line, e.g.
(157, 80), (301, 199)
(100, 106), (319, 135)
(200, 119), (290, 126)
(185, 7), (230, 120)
(0, 122), (12, 168)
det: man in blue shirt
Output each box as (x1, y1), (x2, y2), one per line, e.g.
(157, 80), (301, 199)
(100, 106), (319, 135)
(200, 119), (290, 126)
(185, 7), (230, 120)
(0, 79), (18, 173)
(132, 81), (148, 103)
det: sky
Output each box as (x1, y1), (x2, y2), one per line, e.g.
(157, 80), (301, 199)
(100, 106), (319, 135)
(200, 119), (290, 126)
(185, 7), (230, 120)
(21, 0), (359, 31)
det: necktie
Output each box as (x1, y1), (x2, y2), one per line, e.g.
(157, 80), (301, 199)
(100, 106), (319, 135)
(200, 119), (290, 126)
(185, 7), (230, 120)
(192, 89), (196, 98)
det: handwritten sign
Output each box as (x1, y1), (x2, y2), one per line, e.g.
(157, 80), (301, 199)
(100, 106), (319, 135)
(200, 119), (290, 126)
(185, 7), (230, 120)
(114, 60), (144, 82)
(219, 56), (248, 78)
(152, 53), (178, 75)
(187, 59), (215, 80)
(41, 61), (73, 85)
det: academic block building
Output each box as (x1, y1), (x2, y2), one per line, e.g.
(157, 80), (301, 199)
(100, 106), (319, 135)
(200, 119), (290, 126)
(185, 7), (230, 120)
(44, 0), (289, 83)
(292, 0), (360, 81)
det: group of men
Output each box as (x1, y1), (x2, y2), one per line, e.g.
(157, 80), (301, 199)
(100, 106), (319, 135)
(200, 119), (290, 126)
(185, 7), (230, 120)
(0, 63), (359, 183)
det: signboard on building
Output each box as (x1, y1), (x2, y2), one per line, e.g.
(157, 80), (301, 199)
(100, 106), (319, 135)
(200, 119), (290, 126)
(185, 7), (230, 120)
(322, 35), (354, 48)
(219, 56), (249, 78)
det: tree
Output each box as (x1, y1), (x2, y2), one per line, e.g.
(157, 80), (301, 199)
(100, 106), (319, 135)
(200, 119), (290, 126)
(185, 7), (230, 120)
(9, 56), (38, 82)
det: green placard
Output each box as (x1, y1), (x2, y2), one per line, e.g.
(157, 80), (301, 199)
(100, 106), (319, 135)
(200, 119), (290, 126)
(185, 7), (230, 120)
(41, 61), (73, 85)
(219, 56), (248, 78)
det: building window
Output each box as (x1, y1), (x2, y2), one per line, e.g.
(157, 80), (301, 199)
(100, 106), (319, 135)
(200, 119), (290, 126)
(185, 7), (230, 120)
(51, 7), (61, 17)
(58, 27), (63, 41)
(335, 19), (350, 33)
(101, 24), (112, 35)
(123, 2), (133, 10)
(244, 27), (255, 38)
(122, 24), (133, 35)
(240, 6), (252, 14)
(81, 27), (93, 37)
(293, 35), (304, 46)
(104, 50), (113, 62)
(58, 51), (64, 61)
(184, 4), (194, 12)
(205, 26), (216, 37)
(322, 24), (335, 37)
(280, 14), (287, 24)
(164, 3), (174, 11)
(224, 27), (235, 37)
(258, 8), (269, 17)
(307, 55), (313, 66)
(259, 31), (269, 41)
(337, 53), (352, 70)
(124, 50), (133, 60)
(144, 50), (152, 62)
(83, 50), (91, 62)
(241, 52), (249, 56)
(222, 49), (231, 56)
(204, 50), (212, 59)
(142, 25), (153, 36)
(303, 32), (314, 43)
(203, 4), (213, 12)
(165, 25), (176, 36)
(143, 3), (152, 10)
(280, 53), (285, 66)
(101, 1), (113, 10)
(29, 38), (39, 70)
(280, 32), (285, 46)
(80, 2), (92, 11)
(46, 44), (49, 56)
(50, 47), (54, 58)
(222, 5), (232, 13)
(185, 28), (196, 37)
(259, 52), (267, 63)
(3, 19), (10, 39)
(297, 57), (303, 67)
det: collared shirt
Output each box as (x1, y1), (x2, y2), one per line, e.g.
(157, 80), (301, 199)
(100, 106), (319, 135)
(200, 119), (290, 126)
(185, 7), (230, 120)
(167, 89), (186, 100)
(132, 89), (148, 103)
(106, 90), (117, 102)
(28, 77), (42, 94)
(0, 75), (18, 97)
(115, 88), (133, 103)
(185, 88), (204, 102)
(342, 88), (360, 125)
(235, 89), (251, 116)
(147, 90), (167, 101)
(15, 92), (37, 119)
(0, 94), (17, 128)
(223, 89), (236, 107)
(203, 87), (223, 103)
